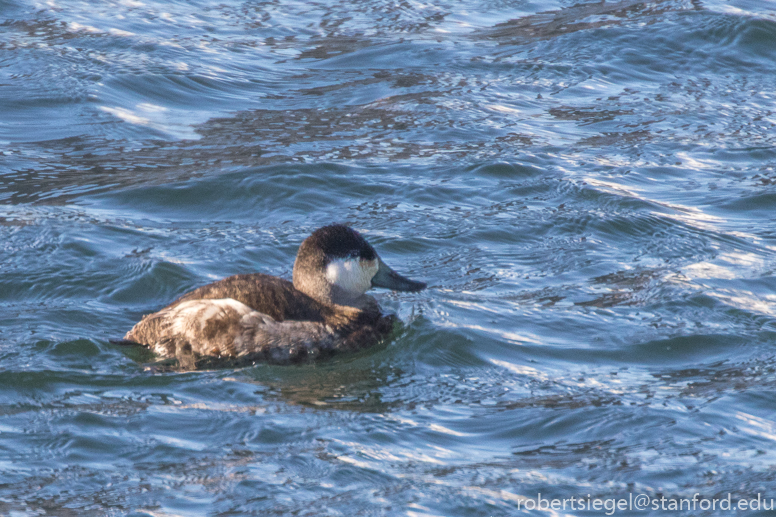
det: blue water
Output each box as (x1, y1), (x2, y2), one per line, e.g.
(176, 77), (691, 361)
(2, 0), (776, 515)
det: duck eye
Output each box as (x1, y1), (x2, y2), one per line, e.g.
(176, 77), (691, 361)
(348, 250), (361, 259)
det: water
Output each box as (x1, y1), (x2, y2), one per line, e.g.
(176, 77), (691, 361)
(2, 0), (776, 514)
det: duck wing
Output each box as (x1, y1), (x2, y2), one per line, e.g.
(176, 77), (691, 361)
(125, 298), (340, 367)
(173, 273), (329, 322)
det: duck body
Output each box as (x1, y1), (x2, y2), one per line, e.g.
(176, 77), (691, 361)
(122, 225), (424, 367)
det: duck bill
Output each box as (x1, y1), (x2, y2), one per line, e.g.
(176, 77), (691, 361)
(372, 258), (426, 292)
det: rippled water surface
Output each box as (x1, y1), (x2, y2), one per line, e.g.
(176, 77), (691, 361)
(3, 0), (776, 515)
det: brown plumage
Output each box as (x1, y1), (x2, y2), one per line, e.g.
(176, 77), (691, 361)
(121, 225), (425, 368)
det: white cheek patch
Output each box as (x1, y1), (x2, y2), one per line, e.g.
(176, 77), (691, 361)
(325, 258), (378, 296)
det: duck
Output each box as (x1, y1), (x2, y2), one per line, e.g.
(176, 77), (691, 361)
(120, 224), (426, 368)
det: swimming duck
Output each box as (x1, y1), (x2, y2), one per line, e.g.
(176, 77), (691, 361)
(121, 224), (426, 367)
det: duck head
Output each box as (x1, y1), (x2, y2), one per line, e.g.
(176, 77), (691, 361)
(293, 224), (426, 307)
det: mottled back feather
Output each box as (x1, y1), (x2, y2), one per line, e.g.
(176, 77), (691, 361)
(174, 274), (332, 322)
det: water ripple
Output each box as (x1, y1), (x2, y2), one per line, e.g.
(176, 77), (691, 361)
(3, 0), (776, 514)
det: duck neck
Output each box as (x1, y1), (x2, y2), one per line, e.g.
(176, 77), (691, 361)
(336, 293), (378, 312)
(299, 281), (374, 311)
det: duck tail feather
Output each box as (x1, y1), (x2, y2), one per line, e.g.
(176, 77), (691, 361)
(109, 338), (142, 347)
